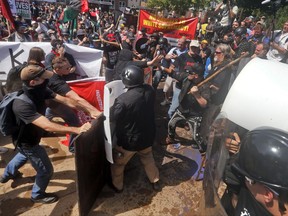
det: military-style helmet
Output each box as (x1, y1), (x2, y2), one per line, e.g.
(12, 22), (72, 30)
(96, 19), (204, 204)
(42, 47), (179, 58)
(234, 27), (247, 37)
(233, 127), (288, 191)
(121, 65), (144, 88)
(158, 37), (168, 45)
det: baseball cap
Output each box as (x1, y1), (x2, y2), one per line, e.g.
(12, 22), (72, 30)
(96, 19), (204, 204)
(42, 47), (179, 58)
(150, 33), (159, 38)
(21, 65), (53, 81)
(190, 40), (200, 47)
(201, 39), (208, 44)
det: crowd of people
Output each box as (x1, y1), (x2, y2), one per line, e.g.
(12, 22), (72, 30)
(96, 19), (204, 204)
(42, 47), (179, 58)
(0, 0), (288, 214)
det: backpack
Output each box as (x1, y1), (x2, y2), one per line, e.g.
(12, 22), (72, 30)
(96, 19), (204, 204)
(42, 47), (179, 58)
(0, 91), (32, 136)
(6, 62), (27, 93)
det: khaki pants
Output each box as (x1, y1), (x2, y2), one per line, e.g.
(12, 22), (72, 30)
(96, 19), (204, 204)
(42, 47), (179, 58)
(111, 145), (159, 190)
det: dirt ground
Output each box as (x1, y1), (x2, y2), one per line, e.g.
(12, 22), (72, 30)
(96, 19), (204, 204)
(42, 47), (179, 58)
(0, 87), (205, 216)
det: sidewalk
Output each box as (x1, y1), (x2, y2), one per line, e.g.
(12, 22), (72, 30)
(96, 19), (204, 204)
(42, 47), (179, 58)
(0, 133), (204, 216)
(0, 86), (204, 215)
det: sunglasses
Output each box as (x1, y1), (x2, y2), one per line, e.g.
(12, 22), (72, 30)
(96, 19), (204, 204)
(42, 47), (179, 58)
(215, 51), (222, 55)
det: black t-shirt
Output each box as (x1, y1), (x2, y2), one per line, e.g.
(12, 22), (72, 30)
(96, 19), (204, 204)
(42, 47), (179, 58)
(45, 52), (77, 71)
(178, 82), (210, 116)
(234, 39), (253, 59)
(103, 44), (120, 69)
(173, 52), (203, 89)
(48, 73), (71, 96)
(12, 88), (55, 146)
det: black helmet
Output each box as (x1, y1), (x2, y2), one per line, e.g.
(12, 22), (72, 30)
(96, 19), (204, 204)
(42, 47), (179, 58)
(233, 127), (288, 191)
(158, 37), (168, 45)
(185, 63), (205, 76)
(121, 65), (144, 88)
(234, 27), (247, 37)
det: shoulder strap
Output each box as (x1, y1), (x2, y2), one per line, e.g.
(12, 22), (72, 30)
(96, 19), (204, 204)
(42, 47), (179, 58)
(16, 92), (33, 105)
(13, 92), (33, 150)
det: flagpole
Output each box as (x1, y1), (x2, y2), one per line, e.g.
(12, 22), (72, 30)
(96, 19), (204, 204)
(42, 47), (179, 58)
(136, 9), (141, 32)
(3, 18), (11, 41)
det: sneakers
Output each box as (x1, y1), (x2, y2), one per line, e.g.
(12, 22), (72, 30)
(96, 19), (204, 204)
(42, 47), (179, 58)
(0, 147), (8, 154)
(151, 181), (162, 192)
(160, 99), (170, 106)
(172, 143), (181, 149)
(31, 193), (59, 204)
(0, 172), (23, 183)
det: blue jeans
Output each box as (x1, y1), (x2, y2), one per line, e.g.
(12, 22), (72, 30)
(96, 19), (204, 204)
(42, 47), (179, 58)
(168, 87), (181, 119)
(46, 104), (80, 153)
(152, 70), (163, 90)
(2, 144), (53, 199)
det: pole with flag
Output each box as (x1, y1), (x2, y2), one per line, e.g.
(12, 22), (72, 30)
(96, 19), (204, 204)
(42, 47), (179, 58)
(0, 0), (15, 37)
(62, 0), (89, 22)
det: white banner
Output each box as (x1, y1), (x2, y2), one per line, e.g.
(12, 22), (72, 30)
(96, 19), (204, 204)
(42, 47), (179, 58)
(0, 42), (103, 82)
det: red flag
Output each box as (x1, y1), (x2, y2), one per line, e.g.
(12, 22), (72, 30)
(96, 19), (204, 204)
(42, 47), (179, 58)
(81, 0), (88, 13)
(68, 79), (105, 124)
(68, 0), (88, 13)
(61, 0), (88, 22)
(0, 0), (15, 28)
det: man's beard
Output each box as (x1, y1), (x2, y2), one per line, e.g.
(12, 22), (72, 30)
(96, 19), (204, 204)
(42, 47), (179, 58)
(23, 80), (49, 104)
(213, 56), (224, 67)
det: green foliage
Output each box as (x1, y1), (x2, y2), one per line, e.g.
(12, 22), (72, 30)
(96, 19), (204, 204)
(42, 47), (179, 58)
(147, 0), (195, 16)
(146, 0), (288, 29)
(237, 0), (264, 9)
(237, 3), (288, 29)
(146, 0), (212, 15)
(274, 5), (288, 29)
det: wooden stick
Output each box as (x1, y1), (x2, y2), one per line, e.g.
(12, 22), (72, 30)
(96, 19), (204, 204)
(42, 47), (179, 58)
(115, 13), (122, 30)
(197, 52), (249, 88)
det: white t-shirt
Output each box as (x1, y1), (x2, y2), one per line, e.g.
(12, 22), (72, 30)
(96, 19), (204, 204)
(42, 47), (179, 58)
(220, 4), (239, 27)
(267, 31), (288, 61)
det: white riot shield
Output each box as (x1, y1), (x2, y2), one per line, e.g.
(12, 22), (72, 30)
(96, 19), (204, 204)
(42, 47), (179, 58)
(202, 58), (288, 215)
(103, 80), (126, 163)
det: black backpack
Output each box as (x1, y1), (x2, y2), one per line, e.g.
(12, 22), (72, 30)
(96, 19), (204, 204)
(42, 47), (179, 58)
(0, 91), (32, 136)
(6, 63), (27, 93)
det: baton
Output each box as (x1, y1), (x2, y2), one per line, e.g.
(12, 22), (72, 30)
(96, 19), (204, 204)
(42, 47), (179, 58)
(188, 52), (250, 95)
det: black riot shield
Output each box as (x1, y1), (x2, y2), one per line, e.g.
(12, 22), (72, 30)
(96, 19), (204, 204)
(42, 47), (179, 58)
(74, 115), (110, 216)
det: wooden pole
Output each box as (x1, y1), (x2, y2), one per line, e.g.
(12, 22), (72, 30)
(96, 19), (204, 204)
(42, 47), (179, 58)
(196, 52), (249, 88)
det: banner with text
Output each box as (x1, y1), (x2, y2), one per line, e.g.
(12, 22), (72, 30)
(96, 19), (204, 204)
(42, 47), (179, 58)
(0, 42), (103, 82)
(15, 0), (30, 19)
(4, 0), (31, 19)
(138, 10), (198, 40)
